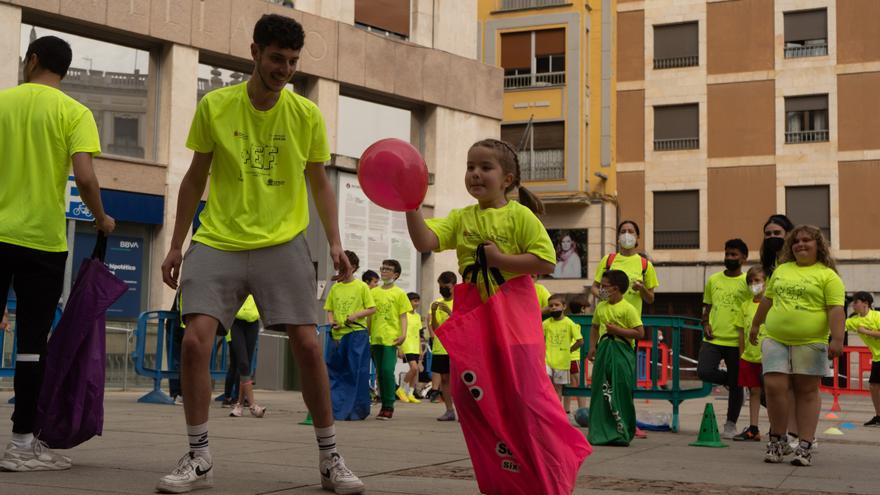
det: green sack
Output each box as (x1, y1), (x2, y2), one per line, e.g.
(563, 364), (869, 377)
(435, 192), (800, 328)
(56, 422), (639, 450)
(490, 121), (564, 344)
(587, 335), (636, 446)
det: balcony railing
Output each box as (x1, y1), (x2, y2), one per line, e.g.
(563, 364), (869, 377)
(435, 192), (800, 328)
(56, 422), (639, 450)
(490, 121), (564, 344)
(64, 68), (148, 89)
(784, 43), (828, 59)
(517, 149), (564, 181)
(654, 55), (699, 70)
(654, 230), (699, 250)
(654, 137), (699, 151)
(498, 0), (568, 11)
(504, 71), (565, 89)
(785, 129), (829, 144)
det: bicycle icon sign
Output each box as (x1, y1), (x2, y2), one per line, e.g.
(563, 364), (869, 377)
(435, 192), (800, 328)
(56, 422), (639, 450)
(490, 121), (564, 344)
(66, 176), (95, 221)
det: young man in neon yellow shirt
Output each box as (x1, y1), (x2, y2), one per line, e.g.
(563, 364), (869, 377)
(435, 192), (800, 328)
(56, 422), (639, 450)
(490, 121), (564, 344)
(846, 291), (880, 427)
(398, 292), (423, 404)
(543, 295), (584, 403)
(157, 14), (363, 494)
(698, 239), (752, 440)
(0, 36), (115, 472)
(429, 271), (457, 420)
(324, 251), (376, 421)
(369, 259), (411, 421)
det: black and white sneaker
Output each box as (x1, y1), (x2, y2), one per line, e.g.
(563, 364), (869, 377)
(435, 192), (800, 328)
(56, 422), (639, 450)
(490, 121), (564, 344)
(864, 416), (880, 427)
(764, 439), (786, 463)
(791, 441), (813, 467)
(320, 453), (365, 494)
(156, 452), (213, 493)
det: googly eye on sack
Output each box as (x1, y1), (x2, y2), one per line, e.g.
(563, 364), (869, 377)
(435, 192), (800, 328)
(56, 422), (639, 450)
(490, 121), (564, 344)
(470, 386), (484, 401)
(461, 370), (477, 385)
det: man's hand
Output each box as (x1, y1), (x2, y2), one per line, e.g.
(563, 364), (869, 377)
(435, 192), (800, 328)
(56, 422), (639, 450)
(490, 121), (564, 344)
(703, 322), (714, 340)
(95, 214), (116, 234)
(828, 337), (843, 360)
(161, 247), (183, 289)
(330, 244), (353, 281)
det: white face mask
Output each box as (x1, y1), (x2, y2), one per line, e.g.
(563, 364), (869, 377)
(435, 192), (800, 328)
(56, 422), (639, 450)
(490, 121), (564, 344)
(597, 287), (610, 301)
(619, 233), (637, 249)
(750, 283), (764, 296)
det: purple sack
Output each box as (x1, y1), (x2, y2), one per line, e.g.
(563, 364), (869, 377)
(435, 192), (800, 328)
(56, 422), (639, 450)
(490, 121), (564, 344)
(34, 232), (127, 449)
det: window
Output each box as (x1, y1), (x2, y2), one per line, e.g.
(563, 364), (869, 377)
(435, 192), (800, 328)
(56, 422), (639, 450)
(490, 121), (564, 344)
(498, 0), (568, 11)
(786, 186), (831, 242)
(501, 122), (565, 181)
(501, 29), (565, 89)
(653, 22), (698, 69)
(784, 9), (828, 58)
(354, 0), (409, 39)
(20, 24), (153, 160)
(653, 104), (699, 151)
(197, 65), (251, 101)
(654, 190), (700, 249)
(785, 94), (828, 143)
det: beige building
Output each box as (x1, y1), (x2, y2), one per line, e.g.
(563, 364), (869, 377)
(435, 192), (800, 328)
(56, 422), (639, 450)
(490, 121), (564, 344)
(615, 0), (880, 314)
(0, 0), (503, 326)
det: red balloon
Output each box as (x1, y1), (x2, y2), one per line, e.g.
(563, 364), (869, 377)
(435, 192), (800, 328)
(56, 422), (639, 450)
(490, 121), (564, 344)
(358, 138), (428, 212)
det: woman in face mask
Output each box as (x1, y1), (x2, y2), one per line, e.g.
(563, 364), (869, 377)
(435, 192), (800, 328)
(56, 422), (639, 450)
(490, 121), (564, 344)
(760, 215), (794, 278)
(552, 233), (583, 279)
(590, 220), (659, 315)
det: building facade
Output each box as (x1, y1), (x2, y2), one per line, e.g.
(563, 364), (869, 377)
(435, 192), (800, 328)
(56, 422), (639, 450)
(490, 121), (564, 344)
(478, 0), (619, 297)
(615, 0), (880, 315)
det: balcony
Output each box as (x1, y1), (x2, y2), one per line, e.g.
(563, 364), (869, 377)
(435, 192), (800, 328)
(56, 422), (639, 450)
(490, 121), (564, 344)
(106, 143), (145, 159)
(653, 55), (699, 70)
(517, 149), (564, 181)
(784, 43), (828, 59)
(64, 68), (148, 89)
(653, 137), (699, 151)
(654, 230), (699, 250)
(497, 0), (569, 11)
(785, 129), (829, 144)
(504, 71), (565, 89)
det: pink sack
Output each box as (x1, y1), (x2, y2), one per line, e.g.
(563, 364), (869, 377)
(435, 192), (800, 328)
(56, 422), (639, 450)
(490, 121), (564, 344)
(437, 273), (591, 495)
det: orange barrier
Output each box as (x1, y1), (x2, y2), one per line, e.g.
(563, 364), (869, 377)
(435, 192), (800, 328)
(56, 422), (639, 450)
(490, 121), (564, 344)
(637, 340), (671, 389)
(819, 345), (873, 412)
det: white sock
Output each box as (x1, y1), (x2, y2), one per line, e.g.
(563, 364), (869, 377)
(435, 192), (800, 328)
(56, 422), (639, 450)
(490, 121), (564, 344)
(12, 432), (34, 449)
(403, 383), (412, 395)
(186, 422), (211, 461)
(315, 425), (338, 461)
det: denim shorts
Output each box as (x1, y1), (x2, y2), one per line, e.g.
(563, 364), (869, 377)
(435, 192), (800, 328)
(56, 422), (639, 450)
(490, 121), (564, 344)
(761, 337), (830, 376)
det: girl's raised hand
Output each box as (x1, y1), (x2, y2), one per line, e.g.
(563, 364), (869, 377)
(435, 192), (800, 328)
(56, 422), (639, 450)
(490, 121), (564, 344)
(482, 240), (501, 266)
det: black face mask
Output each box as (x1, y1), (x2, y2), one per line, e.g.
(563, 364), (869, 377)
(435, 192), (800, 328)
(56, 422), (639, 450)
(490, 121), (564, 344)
(724, 259), (741, 271)
(439, 286), (452, 299)
(764, 237), (785, 254)
(760, 237), (786, 271)
(549, 310), (563, 318)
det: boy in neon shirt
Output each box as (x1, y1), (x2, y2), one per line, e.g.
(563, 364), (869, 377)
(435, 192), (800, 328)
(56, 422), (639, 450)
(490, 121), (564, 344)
(324, 251), (376, 421)
(846, 291), (880, 427)
(543, 294), (584, 403)
(397, 292), (423, 403)
(698, 238), (751, 440)
(429, 271), (457, 420)
(369, 259), (411, 420)
(733, 266), (767, 441)
(588, 270), (644, 446)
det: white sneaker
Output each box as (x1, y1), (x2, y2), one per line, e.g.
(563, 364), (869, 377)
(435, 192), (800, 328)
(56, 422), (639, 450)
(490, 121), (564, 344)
(156, 452), (213, 493)
(791, 442), (813, 467)
(249, 405), (266, 418)
(0, 440), (72, 471)
(229, 403), (243, 417)
(320, 453), (365, 494)
(721, 421), (737, 440)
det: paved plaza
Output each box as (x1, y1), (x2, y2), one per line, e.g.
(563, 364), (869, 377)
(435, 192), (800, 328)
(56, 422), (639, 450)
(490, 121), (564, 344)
(0, 389), (877, 494)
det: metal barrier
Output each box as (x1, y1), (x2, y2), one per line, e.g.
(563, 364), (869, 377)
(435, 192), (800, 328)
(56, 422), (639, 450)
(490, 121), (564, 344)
(563, 315), (713, 432)
(820, 345), (873, 412)
(132, 311), (230, 404)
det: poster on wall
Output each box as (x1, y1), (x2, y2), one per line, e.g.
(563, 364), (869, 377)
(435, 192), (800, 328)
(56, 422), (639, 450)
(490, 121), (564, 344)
(544, 229), (588, 279)
(337, 172), (419, 293)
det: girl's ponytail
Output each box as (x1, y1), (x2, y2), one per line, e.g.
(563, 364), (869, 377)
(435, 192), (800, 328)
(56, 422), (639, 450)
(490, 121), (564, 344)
(518, 186), (545, 216)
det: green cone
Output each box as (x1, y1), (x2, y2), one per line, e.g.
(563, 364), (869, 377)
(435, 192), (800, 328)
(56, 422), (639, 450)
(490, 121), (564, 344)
(689, 403), (727, 448)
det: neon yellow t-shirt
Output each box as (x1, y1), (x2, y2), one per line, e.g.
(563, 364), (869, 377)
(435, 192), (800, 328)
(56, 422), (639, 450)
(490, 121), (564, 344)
(570, 322), (584, 361)
(535, 283), (551, 309)
(765, 262), (846, 346)
(845, 310), (880, 362)
(431, 297), (453, 355)
(401, 312), (423, 355)
(594, 253), (659, 315)
(323, 279), (376, 340)
(543, 316), (582, 370)
(593, 299), (642, 348)
(235, 295), (260, 322)
(736, 299), (765, 363)
(186, 83), (330, 251)
(369, 285), (412, 346)
(0, 83), (101, 252)
(703, 271), (751, 347)
(425, 201), (556, 286)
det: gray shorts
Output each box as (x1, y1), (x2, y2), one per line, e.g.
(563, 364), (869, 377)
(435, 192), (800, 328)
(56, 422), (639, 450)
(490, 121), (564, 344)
(179, 235), (317, 331)
(761, 337), (829, 376)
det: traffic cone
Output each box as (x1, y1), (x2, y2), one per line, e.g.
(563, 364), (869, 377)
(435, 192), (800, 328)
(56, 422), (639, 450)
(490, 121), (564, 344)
(689, 403), (727, 448)
(822, 426), (844, 436)
(830, 393), (842, 412)
(299, 412), (313, 426)
(824, 412), (839, 419)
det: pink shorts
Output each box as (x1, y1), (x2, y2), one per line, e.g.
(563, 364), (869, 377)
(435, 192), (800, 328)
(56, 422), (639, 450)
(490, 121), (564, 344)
(738, 359), (763, 388)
